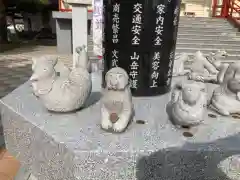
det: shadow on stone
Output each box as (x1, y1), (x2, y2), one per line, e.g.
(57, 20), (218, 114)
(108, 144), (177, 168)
(136, 133), (240, 180)
(84, 92), (102, 108)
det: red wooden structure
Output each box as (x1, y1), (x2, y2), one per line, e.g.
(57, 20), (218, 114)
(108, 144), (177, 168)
(212, 0), (240, 26)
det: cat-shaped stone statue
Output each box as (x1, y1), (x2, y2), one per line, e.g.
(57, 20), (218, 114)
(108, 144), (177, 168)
(167, 81), (207, 126)
(30, 45), (92, 112)
(101, 67), (134, 133)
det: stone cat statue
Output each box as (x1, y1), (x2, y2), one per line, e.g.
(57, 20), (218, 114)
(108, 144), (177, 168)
(167, 81), (207, 126)
(30, 45), (92, 112)
(32, 55), (70, 80)
(210, 62), (240, 116)
(101, 67), (134, 133)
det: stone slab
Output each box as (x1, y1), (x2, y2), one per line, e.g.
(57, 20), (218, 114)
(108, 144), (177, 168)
(64, 0), (92, 5)
(52, 11), (93, 21)
(1, 73), (240, 180)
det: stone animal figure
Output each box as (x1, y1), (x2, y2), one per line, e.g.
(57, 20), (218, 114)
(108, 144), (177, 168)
(31, 55), (71, 83)
(210, 62), (240, 116)
(101, 67), (134, 133)
(188, 50), (228, 83)
(218, 155), (240, 180)
(30, 45), (92, 112)
(167, 81), (207, 126)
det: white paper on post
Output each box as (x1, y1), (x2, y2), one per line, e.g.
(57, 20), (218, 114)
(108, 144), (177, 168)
(93, 0), (103, 57)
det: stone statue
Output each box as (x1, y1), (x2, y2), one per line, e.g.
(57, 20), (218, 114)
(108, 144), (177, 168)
(167, 81), (207, 126)
(172, 53), (191, 77)
(188, 50), (228, 83)
(32, 55), (71, 81)
(210, 62), (240, 116)
(30, 45), (92, 112)
(218, 155), (240, 180)
(101, 67), (134, 133)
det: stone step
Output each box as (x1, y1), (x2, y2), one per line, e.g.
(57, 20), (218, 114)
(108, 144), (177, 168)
(178, 20), (230, 26)
(179, 17), (228, 22)
(177, 30), (237, 35)
(177, 33), (239, 39)
(176, 42), (240, 50)
(178, 24), (236, 30)
(178, 26), (236, 32)
(177, 38), (240, 44)
(175, 47), (240, 55)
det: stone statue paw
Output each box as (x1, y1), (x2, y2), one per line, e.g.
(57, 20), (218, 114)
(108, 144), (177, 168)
(101, 67), (134, 133)
(30, 45), (92, 112)
(167, 81), (207, 126)
(210, 62), (240, 116)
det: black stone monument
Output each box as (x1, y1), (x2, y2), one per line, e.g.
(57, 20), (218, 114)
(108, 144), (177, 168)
(103, 0), (181, 96)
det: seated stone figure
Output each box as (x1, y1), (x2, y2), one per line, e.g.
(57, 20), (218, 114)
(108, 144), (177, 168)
(210, 62), (240, 116)
(167, 81), (207, 126)
(101, 67), (134, 133)
(188, 50), (228, 83)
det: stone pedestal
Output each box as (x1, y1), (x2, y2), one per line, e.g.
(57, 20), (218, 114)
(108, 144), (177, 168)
(64, 0), (92, 64)
(1, 73), (240, 180)
(52, 11), (73, 54)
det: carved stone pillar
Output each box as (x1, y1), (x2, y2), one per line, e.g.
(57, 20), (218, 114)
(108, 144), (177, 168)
(102, 0), (181, 96)
(64, 0), (92, 65)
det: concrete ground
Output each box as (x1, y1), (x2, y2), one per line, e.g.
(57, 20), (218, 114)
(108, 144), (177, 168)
(0, 41), (73, 99)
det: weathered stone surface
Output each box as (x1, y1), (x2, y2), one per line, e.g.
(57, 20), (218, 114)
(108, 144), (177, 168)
(1, 73), (240, 180)
(218, 155), (240, 180)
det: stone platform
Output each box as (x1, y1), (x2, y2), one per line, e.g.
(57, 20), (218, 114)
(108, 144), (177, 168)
(1, 72), (240, 180)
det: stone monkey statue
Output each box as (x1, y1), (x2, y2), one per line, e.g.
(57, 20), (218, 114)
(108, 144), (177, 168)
(101, 67), (134, 133)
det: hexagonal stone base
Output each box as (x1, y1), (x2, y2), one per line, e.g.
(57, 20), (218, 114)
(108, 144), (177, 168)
(1, 72), (240, 180)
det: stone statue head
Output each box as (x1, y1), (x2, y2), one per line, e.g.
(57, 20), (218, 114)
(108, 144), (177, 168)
(181, 82), (206, 105)
(223, 62), (240, 84)
(105, 67), (129, 90)
(30, 56), (58, 81)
